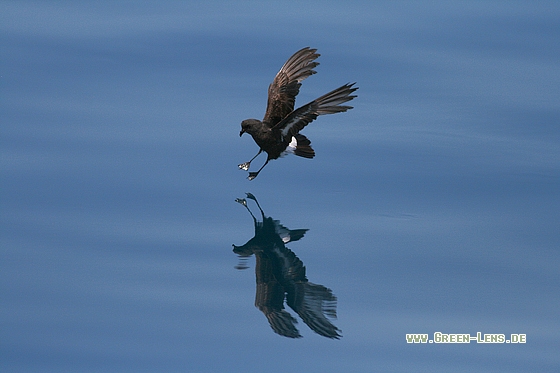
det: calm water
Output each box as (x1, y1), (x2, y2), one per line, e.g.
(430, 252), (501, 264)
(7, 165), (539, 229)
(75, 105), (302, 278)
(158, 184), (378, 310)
(2, 1), (559, 372)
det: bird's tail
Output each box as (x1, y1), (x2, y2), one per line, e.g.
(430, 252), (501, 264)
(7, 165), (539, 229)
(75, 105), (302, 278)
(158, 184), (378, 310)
(293, 134), (315, 159)
(281, 134), (315, 159)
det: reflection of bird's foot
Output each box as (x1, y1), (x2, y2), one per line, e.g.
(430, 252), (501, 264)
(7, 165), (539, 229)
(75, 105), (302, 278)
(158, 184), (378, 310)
(247, 172), (258, 181)
(235, 198), (247, 206)
(238, 162), (250, 171)
(245, 193), (256, 200)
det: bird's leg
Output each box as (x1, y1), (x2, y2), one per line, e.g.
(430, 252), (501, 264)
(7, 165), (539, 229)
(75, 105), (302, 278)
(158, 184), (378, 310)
(245, 193), (265, 219)
(238, 149), (263, 171)
(247, 159), (269, 181)
(235, 197), (258, 222)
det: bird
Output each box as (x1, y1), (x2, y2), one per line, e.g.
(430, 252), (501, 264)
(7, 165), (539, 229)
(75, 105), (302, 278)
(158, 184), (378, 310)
(233, 193), (341, 339)
(239, 47), (358, 180)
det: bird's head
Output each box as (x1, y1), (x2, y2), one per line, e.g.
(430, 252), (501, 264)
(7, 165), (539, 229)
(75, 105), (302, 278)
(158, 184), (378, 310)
(232, 243), (254, 257)
(239, 119), (261, 136)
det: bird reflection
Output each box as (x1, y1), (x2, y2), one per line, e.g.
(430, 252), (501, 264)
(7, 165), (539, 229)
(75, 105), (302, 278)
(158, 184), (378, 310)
(233, 193), (341, 339)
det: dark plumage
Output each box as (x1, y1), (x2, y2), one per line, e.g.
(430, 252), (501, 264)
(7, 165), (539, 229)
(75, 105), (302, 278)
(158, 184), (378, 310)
(239, 47), (358, 180)
(233, 193), (341, 339)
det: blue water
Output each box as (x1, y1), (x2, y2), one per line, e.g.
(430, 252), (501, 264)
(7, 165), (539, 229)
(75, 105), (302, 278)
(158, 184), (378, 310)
(1, 1), (559, 372)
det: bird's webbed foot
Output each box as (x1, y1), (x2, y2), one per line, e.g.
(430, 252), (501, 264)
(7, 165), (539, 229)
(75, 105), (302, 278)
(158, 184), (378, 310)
(238, 162), (250, 171)
(247, 172), (259, 181)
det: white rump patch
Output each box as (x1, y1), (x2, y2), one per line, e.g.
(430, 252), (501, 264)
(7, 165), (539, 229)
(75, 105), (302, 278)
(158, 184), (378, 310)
(274, 222), (292, 243)
(280, 136), (297, 157)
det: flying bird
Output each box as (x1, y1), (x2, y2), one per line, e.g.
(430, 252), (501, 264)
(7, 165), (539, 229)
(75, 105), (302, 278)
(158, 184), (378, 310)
(239, 47), (358, 180)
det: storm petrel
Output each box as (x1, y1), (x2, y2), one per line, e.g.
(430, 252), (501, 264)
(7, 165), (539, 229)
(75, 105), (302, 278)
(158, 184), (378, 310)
(239, 47), (358, 180)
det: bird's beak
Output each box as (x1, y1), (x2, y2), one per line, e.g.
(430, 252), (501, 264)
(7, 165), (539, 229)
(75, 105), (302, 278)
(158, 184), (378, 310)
(239, 129), (245, 137)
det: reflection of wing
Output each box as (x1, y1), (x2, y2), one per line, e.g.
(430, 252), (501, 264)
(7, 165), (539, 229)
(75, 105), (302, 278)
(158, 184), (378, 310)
(271, 240), (341, 339)
(276, 83), (357, 140)
(254, 252), (301, 338)
(234, 195), (341, 339)
(287, 282), (341, 339)
(263, 47), (320, 127)
(263, 309), (301, 338)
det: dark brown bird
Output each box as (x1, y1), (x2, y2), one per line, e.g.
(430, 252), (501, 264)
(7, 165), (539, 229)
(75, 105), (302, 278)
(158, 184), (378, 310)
(239, 47), (358, 180)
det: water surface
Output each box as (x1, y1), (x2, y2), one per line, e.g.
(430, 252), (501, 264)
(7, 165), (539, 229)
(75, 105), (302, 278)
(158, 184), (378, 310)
(1, 1), (559, 372)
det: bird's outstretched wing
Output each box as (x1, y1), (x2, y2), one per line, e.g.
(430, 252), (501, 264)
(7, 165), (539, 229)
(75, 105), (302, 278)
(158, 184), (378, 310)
(263, 309), (302, 338)
(275, 83), (358, 140)
(254, 247), (303, 338)
(255, 275), (302, 338)
(268, 240), (340, 338)
(263, 47), (320, 127)
(287, 282), (341, 339)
